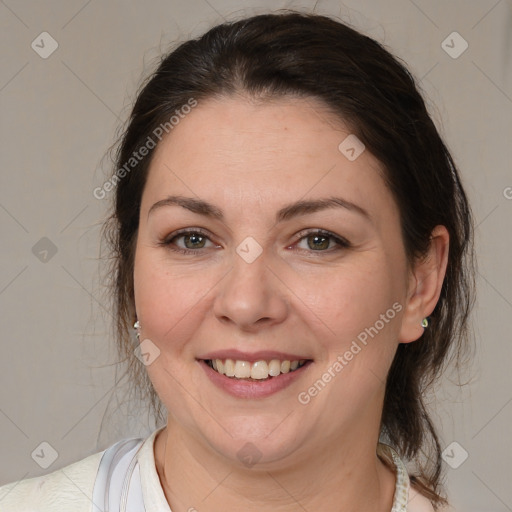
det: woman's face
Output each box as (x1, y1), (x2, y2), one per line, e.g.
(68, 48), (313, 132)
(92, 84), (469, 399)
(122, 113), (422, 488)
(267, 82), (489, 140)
(134, 95), (415, 466)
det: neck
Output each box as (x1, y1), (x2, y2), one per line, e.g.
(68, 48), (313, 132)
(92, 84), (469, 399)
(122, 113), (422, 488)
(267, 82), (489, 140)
(153, 418), (396, 512)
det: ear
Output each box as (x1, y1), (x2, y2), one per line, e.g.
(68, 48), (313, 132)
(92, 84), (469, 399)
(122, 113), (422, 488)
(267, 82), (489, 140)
(398, 225), (450, 344)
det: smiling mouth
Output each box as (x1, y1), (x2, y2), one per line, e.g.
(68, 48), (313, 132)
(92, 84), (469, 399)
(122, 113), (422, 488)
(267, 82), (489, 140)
(203, 358), (311, 380)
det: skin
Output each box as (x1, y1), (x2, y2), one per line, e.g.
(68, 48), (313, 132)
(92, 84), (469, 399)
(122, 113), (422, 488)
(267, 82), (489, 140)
(133, 94), (449, 512)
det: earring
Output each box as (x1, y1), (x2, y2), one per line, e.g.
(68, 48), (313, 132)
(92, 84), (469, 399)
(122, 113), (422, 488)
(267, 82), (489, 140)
(134, 320), (141, 339)
(421, 317), (429, 328)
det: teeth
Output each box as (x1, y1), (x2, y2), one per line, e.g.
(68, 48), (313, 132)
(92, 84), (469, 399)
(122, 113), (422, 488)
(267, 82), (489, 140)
(268, 359), (281, 377)
(224, 359), (235, 377)
(208, 358), (308, 380)
(234, 360), (251, 378)
(249, 360), (267, 379)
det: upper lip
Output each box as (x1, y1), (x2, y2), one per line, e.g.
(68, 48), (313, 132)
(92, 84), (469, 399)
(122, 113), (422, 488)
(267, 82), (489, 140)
(197, 349), (312, 363)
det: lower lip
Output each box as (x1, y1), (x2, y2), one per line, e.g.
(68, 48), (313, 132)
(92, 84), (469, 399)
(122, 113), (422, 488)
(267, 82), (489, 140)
(198, 360), (312, 399)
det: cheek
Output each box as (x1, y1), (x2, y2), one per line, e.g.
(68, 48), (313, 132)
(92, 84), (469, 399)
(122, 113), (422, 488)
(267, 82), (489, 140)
(133, 248), (208, 347)
(133, 250), (209, 412)
(307, 261), (401, 341)
(308, 267), (404, 403)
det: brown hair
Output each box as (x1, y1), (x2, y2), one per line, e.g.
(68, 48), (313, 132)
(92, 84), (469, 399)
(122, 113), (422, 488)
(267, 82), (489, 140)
(101, 10), (475, 508)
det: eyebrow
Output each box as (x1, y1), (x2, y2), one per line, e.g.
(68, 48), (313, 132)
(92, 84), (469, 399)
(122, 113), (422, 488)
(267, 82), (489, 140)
(148, 195), (372, 223)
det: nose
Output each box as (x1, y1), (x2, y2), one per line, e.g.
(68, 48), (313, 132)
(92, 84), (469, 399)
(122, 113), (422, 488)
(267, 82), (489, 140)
(213, 249), (288, 333)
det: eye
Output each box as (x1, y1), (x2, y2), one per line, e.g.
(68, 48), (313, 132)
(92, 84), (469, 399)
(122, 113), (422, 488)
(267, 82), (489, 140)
(159, 229), (218, 255)
(159, 228), (350, 256)
(294, 229), (350, 253)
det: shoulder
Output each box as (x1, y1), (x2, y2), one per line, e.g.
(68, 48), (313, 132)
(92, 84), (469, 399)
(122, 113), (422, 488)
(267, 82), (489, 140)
(378, 443), (436, 512)
(407, 485), (436, 512)
(0, 449), (104, 512)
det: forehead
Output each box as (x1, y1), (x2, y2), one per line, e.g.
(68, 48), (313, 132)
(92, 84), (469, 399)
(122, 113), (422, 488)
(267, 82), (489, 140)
(142, 95), (398, 228)
(152, 95), (357, 169)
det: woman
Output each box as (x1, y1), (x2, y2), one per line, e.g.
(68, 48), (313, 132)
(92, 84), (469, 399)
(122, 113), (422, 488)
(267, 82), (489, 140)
(0, 10), (475, 511)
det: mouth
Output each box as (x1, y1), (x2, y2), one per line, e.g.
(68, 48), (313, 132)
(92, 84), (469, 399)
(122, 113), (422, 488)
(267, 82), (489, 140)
(202, 358), (311, 381)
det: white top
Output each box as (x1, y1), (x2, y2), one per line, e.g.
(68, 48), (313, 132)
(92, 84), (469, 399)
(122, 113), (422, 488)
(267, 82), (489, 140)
(0, 426), (435, 511)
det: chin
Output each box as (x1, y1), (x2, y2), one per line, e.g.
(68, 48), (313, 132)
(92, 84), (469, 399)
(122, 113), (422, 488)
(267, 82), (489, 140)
(199, 416), (311, 470)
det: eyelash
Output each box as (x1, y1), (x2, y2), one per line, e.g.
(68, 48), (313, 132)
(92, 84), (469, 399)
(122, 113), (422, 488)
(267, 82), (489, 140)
(159, 228), (351, 256)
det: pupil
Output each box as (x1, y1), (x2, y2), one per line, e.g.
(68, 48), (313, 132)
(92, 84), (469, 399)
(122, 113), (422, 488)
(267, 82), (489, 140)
(308, 235), (329, 250)
(185, 233), (205, 249)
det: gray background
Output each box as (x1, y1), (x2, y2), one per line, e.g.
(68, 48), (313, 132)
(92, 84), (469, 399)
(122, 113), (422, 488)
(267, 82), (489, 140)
(1, 1), (511, 511)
